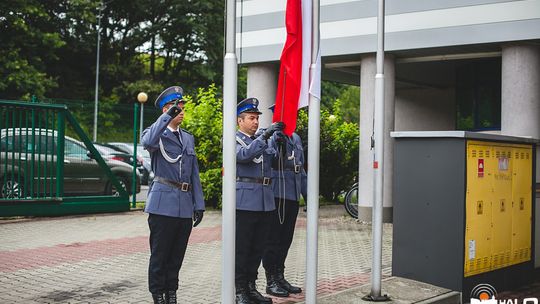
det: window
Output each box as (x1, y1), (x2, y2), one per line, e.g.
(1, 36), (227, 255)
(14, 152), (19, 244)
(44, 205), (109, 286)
(64, 139), (87, 158)
(456, 58), (501, 131)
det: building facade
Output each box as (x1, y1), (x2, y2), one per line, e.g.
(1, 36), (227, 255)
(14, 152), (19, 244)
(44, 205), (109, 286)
(237, 0), (540, 263)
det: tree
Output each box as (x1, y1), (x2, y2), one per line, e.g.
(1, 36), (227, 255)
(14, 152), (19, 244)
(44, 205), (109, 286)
(0, 0), (65, 99)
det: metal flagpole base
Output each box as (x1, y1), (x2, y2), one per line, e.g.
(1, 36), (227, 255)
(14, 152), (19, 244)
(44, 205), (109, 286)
(362, 294), (391, 302)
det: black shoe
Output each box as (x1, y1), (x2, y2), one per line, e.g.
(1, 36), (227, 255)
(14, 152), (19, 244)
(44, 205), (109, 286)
(265, 272), (289, 297)
(236, 282), (252, 304)
(247, 281), (272, 304)
(152, 293), (166, 304)
(165, 290), (177, 304)
(275, 271), (302, 294)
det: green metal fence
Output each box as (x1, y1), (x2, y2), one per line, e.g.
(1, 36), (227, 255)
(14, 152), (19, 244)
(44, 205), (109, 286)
(0, 98), (132, 216)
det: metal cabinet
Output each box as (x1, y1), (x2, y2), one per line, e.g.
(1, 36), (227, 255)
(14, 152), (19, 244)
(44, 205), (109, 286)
(391, 131), (537, 297)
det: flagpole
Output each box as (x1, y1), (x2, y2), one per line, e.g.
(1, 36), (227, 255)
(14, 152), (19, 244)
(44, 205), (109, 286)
(222, 0), (237, 303)
(363, 0), (389, 301)
(305, 0), (320, 302)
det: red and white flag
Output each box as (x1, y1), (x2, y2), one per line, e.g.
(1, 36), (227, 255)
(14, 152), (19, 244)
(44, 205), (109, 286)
(273, 0), (320, 136)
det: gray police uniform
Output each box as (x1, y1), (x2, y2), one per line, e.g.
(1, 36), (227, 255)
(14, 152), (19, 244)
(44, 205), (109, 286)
(235, 129), (276, 287)
(236, 130), (276, 211)
(269, 132), (307, 201)
(263, 132), (307, 280)
(142, 88), (205, 297)
(142, 113), (204, 217)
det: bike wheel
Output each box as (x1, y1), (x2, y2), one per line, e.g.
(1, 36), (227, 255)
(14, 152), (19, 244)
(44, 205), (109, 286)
(344, 184), (358, 219)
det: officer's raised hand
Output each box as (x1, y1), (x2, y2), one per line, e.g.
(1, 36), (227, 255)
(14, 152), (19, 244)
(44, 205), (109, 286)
(193, 210), (204, 227)
(263, 122), (285, 139)
(166, 104), (183, 118)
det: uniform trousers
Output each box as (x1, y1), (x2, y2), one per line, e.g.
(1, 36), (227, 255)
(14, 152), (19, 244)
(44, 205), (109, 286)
(262, 199), (300, 272)
(148, 213), (193, 294)
(235, 210), (273, 285)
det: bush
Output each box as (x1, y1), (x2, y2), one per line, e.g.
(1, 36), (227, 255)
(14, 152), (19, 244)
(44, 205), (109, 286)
(296, 100), (359, 202)
(182, 84), (223, 207)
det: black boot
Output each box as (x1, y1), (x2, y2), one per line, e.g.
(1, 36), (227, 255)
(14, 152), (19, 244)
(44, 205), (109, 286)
(247, 281), (272, 304)
(152, 293), (165, 304)
(265, 272), (289, 297)
(275, 269), (302, 294)
(165, 290), (177, 304)
(235, 283), (252, 304)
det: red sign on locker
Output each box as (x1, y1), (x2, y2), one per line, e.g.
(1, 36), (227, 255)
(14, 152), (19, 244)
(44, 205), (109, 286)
(478, 159), (484, 178)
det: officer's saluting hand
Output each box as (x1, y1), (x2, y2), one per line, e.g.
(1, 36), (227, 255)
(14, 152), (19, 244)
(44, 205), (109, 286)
(166, 103), (183, 118)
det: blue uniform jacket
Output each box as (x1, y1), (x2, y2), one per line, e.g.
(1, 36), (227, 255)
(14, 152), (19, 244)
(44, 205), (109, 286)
(141, 113), (205, 218)
(269, 132), (307, 202)
(236, 130), (276, 212)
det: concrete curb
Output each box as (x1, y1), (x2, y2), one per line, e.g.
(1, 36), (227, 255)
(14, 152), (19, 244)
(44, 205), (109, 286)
(415, 291), (461, 304)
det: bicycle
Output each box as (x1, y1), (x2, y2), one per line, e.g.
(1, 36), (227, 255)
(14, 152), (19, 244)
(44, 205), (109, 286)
(344, 182), (358, 219)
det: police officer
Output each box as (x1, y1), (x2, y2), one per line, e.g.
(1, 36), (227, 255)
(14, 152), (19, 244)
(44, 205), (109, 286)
(235, 97), (284, 304)
(263, 104), (307, 297)
(141, 86), (205, 304)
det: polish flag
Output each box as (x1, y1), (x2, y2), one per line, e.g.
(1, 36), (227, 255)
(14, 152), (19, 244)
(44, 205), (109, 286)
(273, 0), (321, 136)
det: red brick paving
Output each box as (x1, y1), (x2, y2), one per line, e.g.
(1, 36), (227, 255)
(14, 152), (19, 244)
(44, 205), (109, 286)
(0, 225), (221, 272)
(270, 273), (372, 303)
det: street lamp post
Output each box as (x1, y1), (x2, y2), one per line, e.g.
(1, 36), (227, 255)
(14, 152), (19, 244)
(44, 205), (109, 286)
(137, 92), (148, 139)
(140, 101), (145, 143)
(132, 92), (147, 208)
(93, 2), (105, 142)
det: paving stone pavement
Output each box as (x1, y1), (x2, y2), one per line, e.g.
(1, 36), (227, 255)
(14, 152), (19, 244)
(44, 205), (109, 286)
(0, 206), (393, 304)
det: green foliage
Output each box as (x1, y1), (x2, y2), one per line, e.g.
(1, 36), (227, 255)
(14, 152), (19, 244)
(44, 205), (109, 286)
(182, 85), (223, 207)
(321, 81), (360, 123)
(0, 0), (65, 99)
(296, 100), (359, 201)
(0, 0), (224, 104)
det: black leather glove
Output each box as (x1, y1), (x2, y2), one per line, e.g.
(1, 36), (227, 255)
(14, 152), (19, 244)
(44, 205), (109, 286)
(193, 210), (204, 227)
(166, 105), (182, 118)
(263, 122), (285, 139)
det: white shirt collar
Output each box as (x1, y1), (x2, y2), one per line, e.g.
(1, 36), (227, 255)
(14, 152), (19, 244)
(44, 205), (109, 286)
(238, 130), (254, 138)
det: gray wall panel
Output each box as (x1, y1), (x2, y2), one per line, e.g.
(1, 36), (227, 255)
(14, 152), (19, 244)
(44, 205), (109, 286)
(237, 0), (518, 32)
(239, 19), (540, 63)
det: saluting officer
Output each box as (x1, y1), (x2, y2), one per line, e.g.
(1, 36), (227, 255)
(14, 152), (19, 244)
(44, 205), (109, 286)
(141, 86), (205, 304)
(262, 104), (307, 297)
(235, 97), (284, 304)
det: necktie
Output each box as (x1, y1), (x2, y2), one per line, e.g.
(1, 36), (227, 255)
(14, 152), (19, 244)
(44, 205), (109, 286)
(250, 136), (256, 140)
(173, 131), (183, 150)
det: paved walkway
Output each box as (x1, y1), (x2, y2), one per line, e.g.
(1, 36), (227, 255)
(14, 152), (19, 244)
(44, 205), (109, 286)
(0, 206), (393, 303)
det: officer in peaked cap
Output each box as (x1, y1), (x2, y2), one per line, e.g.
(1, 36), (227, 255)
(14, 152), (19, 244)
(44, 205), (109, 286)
(142, 85), (205, 304)
(262, 104), (306, 297)
(234, 97), (284, 304)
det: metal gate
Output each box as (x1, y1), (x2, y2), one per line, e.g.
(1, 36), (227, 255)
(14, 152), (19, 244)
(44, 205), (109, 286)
(0, 98), (132, 216)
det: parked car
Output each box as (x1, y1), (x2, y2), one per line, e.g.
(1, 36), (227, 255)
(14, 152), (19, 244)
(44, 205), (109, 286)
(92, 142), (149, 181)
(0, 128), (141, 199)
(107, 142), (153, 185)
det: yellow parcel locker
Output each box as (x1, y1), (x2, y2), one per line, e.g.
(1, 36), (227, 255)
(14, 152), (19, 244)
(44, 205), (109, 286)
(490, 145), (513, 270)
(511, 146), (533, 265)
(465, 143), (493, 276)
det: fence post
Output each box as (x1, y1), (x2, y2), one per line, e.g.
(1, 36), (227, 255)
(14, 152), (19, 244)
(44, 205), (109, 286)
(132, 102), (139, 208)
(56, 111), (65, 196)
